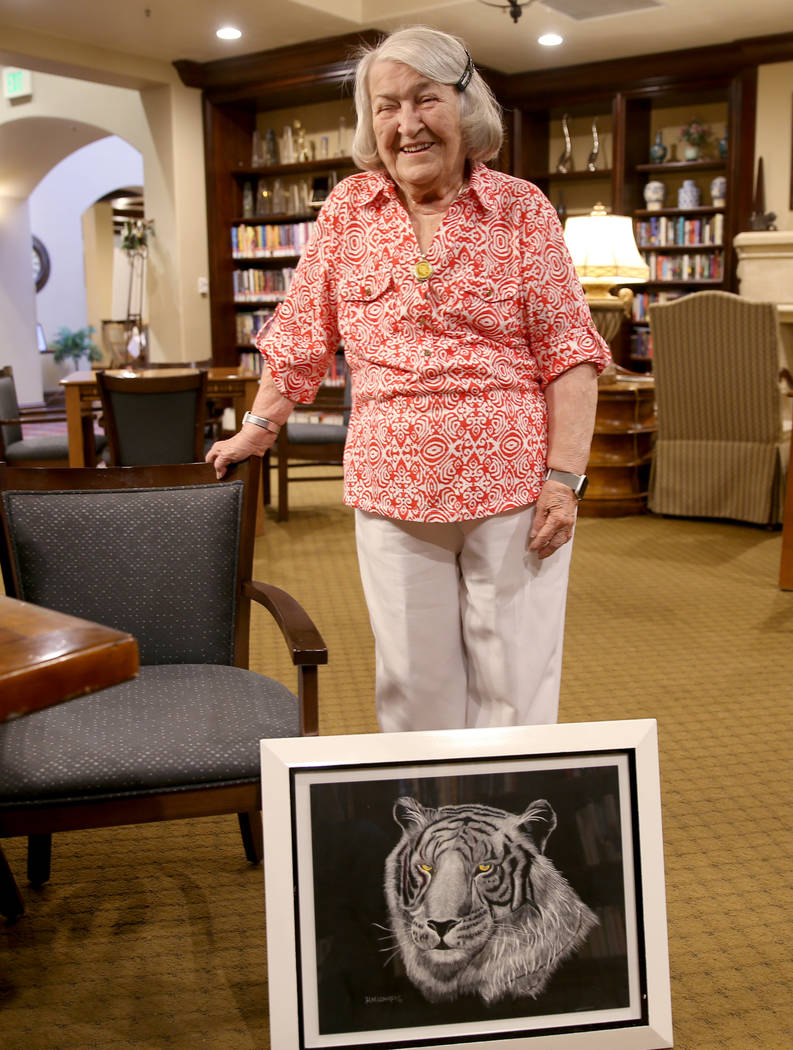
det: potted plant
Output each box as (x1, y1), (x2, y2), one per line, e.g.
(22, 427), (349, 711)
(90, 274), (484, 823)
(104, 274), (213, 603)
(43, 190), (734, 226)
(51, 325), (102, 372)
(679, 119), (711, 161)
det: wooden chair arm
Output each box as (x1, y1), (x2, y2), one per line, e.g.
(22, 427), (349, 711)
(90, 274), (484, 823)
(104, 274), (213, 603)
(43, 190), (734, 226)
(243, 580), (328, 666)
(244, 580), (326, 737)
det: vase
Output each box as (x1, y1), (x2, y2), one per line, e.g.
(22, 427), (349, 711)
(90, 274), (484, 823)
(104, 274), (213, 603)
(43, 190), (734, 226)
(683, 144), (700, 162)
(643, 180), (666, 211)
(678, 179), (701, 209)
(649, 131), (667, 164)
(718, 133), (728, 161)
(710, 175), (727, 207)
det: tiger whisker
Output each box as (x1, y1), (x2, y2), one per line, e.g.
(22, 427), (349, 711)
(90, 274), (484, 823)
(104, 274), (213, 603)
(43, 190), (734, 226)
(379, 946), (402, 967)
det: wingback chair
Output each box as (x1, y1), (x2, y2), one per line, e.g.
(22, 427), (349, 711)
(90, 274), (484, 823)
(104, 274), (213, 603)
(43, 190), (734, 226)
(0, 365), (104, 467)
(97, 368), (209, 465)
(648, 291), (790, 525)
(0, 459), (326, 919)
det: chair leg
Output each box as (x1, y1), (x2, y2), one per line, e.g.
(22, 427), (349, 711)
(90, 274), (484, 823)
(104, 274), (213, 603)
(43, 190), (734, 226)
(237, 812), (264, 864)
(0, 845), (25, 921)
(27, 834), (52, 888)
(261, 450), (271, 506)
(81, 412), (97, 467)
(277, 435), (289, 522)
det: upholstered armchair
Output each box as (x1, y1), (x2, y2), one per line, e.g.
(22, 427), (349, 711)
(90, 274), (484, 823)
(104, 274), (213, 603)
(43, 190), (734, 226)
(648, 291), (790, 525)
(0, 459), (326, 919)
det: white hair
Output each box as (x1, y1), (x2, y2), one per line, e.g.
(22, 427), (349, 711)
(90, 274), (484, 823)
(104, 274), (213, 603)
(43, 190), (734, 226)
(351, 26), (504, 171)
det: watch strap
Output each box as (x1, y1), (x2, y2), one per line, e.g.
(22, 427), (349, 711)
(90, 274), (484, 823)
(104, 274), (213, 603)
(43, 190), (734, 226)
(242, 411), (281, 435)
(544, 468), (588, 499)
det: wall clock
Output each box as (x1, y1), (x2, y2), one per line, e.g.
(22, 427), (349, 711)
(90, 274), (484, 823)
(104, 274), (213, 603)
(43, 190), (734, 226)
(32, 236), (50, 292)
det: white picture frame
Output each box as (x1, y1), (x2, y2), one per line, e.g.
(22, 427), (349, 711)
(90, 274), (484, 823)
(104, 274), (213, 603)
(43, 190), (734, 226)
(260, 719), (672, 1050)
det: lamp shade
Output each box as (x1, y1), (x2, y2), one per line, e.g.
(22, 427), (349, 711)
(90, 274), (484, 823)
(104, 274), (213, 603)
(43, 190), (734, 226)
(564, 204), (649, 287)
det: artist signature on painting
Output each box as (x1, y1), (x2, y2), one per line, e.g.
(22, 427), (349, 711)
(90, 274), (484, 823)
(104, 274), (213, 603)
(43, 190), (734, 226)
(365, 994), (403, 1005)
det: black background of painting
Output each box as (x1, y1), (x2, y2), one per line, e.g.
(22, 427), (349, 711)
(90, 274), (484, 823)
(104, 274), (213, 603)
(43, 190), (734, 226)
(306, 763), (632, 1040)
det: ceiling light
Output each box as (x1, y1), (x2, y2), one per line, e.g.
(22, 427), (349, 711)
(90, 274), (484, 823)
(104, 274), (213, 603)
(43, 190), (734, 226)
(216, 26), (242, 41)
(478, 0), (535, 24)
(539, 33), (564, 46)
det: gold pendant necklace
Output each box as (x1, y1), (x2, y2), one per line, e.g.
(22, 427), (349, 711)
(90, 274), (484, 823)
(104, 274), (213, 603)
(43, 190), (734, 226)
(413, 257), (433, 281)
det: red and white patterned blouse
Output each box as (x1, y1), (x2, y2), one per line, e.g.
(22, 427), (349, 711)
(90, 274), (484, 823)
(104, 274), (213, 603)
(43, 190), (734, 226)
(258, 163), (610, 522)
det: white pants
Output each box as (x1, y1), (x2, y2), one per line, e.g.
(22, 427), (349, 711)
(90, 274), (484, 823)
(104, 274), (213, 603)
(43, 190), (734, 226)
(355, 506), (574, 732)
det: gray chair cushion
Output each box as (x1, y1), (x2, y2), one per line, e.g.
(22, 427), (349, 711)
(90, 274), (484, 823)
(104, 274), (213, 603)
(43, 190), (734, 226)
(1, 482), (243, 665)
(4, 433), (106, 462)
(0, 664), (299, 805)
(287, 422), (347, 445)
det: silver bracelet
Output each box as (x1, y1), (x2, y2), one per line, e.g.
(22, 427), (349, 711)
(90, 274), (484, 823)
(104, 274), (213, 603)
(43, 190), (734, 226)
(242, 410), (281, 434)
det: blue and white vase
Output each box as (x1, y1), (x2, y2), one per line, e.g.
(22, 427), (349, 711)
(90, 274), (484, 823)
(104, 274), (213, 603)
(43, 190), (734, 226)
(678, 179), (700, 209)
(710, 176), (727, 207)
(644, 180), (666, 211)
(650, 131), (667, 164)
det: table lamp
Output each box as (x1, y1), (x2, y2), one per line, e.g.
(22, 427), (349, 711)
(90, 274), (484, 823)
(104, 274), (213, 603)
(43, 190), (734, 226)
(563, 203), (650, 346)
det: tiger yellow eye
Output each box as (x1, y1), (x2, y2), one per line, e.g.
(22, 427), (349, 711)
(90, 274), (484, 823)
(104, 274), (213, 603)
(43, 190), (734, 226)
(419, 863), (433, 873)
(477, 863), (492, 873)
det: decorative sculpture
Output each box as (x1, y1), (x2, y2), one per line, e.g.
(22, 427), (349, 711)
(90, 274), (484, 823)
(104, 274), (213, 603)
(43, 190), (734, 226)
(294, 120), (311, 163)
(586, 118), (600, 172)
(749, 157), (777, 231)
(556, 114), (572, 174)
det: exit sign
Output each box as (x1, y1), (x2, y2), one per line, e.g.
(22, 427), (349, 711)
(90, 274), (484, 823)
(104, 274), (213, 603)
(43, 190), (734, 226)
(3, 68), (33, 100)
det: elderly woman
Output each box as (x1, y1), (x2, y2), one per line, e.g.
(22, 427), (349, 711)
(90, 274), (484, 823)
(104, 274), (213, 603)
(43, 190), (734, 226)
(208, 26), (610, 732)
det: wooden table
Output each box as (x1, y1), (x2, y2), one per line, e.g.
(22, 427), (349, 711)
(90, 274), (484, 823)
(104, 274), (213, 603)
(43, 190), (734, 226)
(0, 596), (138, 918)
(59, 367), (260, 468)
(581, 375), (657, 517)
(0, 596), (139, 721)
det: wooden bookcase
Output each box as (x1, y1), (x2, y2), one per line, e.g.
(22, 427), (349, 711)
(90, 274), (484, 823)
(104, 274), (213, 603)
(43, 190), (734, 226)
(175, 31), (793, 369)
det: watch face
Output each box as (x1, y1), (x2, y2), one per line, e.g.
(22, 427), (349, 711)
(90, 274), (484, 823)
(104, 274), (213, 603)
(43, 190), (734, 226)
(32, 236), (50, 292)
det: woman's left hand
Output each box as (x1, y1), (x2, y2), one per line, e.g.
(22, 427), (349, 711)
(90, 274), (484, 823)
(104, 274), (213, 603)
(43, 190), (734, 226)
(528, 480), (578, 560)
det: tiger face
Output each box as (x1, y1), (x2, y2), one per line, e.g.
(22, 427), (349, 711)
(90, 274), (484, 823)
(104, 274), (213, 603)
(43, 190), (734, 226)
(383, 797), (598, 1004)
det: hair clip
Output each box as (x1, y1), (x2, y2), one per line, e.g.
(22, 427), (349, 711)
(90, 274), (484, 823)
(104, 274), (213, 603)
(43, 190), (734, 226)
(455, 52), (474, 92)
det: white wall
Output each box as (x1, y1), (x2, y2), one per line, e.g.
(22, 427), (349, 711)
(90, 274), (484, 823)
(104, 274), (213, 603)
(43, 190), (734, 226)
(0, 196), (40, 400)
(29, 135), (143, 344)
(756, 62), (793, 232)
(0, 65), (210, 401)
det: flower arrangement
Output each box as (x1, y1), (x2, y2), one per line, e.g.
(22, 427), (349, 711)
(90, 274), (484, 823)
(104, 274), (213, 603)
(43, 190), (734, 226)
(680, 119), (711, 148)
(121, 218), (155, 255)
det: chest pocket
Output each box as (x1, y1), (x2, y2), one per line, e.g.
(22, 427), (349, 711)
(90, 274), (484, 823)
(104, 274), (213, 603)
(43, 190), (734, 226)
(338, 271), (395, 338)
(453, 268), (523, 338)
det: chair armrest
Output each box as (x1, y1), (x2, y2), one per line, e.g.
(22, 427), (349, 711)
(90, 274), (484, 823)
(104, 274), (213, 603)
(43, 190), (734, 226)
(243, 580), (328, 666)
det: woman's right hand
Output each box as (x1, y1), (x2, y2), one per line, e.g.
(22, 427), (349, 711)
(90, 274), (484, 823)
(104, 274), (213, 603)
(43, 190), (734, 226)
(206, 425), (277, 479)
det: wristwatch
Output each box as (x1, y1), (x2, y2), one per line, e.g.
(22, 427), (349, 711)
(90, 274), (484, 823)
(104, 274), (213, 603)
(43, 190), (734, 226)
(544, 468), (588, 500)
(242, 410), (281, 435)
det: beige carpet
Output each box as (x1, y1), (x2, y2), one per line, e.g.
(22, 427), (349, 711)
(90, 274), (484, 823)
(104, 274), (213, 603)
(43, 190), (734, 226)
(2, 470), (792, 1049)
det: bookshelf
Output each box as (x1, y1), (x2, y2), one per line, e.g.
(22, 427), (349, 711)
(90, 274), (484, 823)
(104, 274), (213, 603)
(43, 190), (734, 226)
(177, 31), (775, 375)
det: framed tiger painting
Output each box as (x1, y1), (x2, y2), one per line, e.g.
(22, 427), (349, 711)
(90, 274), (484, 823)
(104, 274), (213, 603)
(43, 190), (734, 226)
(260, 719), (672, 1050)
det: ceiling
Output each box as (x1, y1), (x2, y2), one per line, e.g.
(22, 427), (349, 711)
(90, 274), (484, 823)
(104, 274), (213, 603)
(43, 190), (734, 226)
(0, 0), (790, 77)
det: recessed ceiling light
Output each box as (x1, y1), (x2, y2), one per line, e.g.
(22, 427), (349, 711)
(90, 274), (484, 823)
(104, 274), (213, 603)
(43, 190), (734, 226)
(538, 33), (563, 46)
(216, 26), (242, 41)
